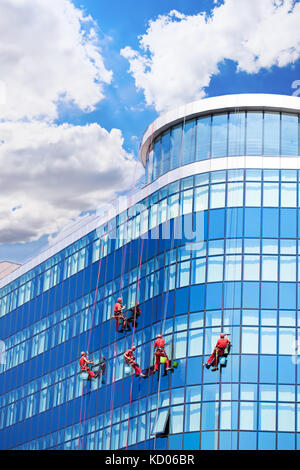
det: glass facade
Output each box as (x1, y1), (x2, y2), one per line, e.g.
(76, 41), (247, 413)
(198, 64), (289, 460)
(146, 111), (300, 184)
(1, 102), (300, 451)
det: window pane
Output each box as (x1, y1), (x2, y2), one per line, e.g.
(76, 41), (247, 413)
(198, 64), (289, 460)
(279, 328), (295, 355)
(161, 131), (170, 175)
(243, 255), (260, 281)
(246, 112), (263, 155)
(242, 327), (258, 353)
(207, 256), (223, 282)
(191, 258), (206, 285)
(263, 182), (279, 207)
(225, 255), (242, 281)
(194, 186), (208, 212)
(260, 328), (277, 354)
(152, 139), (161, 180)
(281, 183), (297, 207)
(188, 329), (203, 357)
(263, 112), (280, 156)
(151, 409), (169, 435)
(228, 112), (245, 156)
(177, 261), (190, 288)
(196, 116), (211, 161)
(170, 125), (182, 170)
(168, 193), (180, 220)
(182, 120), (196, 165)
(261, 256), (278, 281)
(259, 403), (276, 431)
(240, 402), (256, 430)
(185, 404), (201, 432)
(281, 114), (298, 156)
(245, 182), (261, 206)
(181, 189), (193, 215)
(211, 114), (228, 158)
(210, 184), (226, 209)
(227, 182), (244, 207)
(280, 256), (296, 282)
(278, 404), (295, 431)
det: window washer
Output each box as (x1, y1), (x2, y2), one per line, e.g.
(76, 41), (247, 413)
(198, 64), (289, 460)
(154, 334), (171, 373)
(203, 333), (231, 371)
(120, 303), (141, 332)
(80, 351), (96, 380)
(113, 297), (126, 332)
(124, 346), (146, 377)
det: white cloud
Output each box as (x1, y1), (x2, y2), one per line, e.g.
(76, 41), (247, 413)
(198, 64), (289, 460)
(121, 0), (300, 113)
(0, 0), (112, 121)
(0, 1), (144, 246)
(0, 121), (141, 243)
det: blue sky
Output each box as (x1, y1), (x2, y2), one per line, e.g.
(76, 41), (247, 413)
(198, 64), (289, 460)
(1, 0), (300, 265)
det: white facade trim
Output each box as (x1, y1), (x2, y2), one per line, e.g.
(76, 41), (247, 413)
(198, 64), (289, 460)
(1, 154), (300, 289)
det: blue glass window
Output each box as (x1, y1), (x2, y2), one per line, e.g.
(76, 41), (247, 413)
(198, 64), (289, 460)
(207, 256), (223, 283)
(152, 138), (161, 181)
(170, 124), (182, 170)
(260, 327), (277, 354)
(246, 112), (263, 155)
(184, 404), (201, 432)
(228, 112), (245, 156)
(259, 403), (276, 431)
(211, 114), (228, 158)
(281, 114), (299, 156)
(182, 120), (196, 165)
(244, 208), (261, 237)
(196, 116), (211, 161)
(243, 255), (260, 281)
(161, 131), (171, 175)
(210, 183), (226, 209)
(263, 182), (279, 207)
(263, 112), (280, 155)
(242, 327), (259, 353)
(278, 404), (295, 432)
(240, 402), (257, 430)
(151, 409), (169, 435)
(183, 432), (200, 450)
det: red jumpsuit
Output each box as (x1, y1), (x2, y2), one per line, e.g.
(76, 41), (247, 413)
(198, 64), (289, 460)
(154, 338), (169, 371)
(113, 302), (124, 331)
(124, 349), (142, 376)
(207, 338), (230, 367)
(80, 356), (95, 379)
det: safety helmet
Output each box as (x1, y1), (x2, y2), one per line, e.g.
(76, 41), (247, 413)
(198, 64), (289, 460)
(131, 346), (136, 351)
(81, 351), (86, 356)
(220, 333), (225, 338)
(157, 334), (162, 338)
(102, 355), (106, 360)
(117, 297), (123, 303)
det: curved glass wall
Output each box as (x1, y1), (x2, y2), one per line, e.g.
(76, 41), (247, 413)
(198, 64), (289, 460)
(1, 168), (300, 450)
(145, 112), (300, 184)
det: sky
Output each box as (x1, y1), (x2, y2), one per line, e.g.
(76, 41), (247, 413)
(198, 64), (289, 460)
(1, 0), (300, 265)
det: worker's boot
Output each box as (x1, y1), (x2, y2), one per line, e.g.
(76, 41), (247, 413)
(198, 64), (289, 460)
(211, 367), (218, 371)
